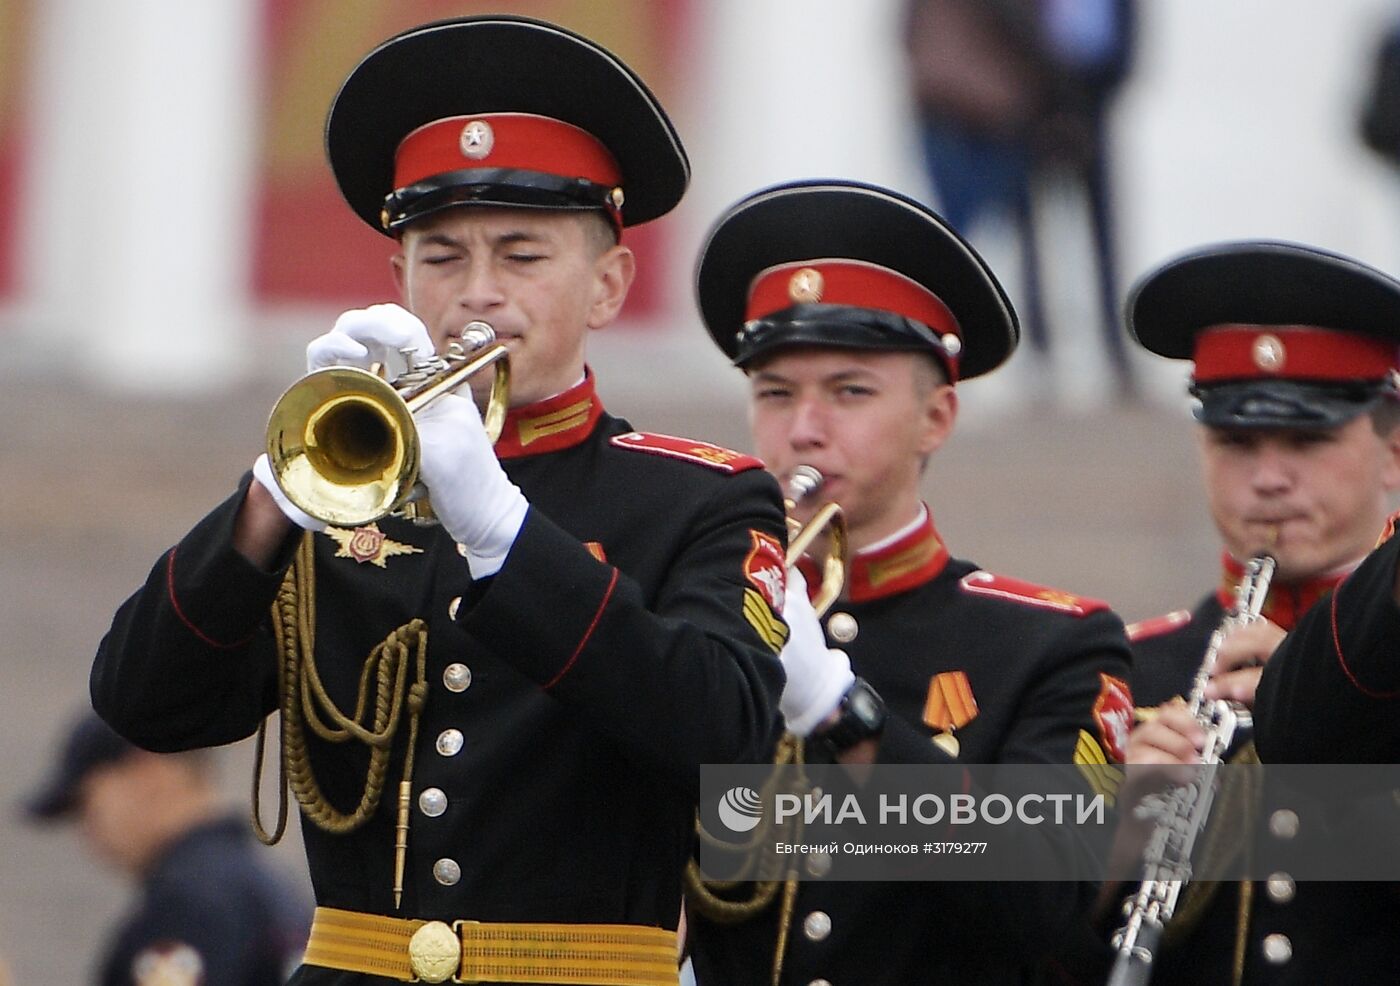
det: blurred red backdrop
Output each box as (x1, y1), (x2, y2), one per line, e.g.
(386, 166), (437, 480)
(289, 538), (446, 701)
(0, 0), (33, 301)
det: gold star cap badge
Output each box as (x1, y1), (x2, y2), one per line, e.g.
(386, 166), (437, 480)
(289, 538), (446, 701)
(1252, 333), (1285, 373)
(459, 119), (495, 160)
(788, 267), (824, 304)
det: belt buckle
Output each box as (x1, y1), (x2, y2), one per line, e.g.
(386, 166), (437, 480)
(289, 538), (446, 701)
(407, 920), (461, 984)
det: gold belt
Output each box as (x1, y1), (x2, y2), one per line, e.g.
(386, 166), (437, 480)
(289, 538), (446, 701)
(304, 906), (680, 985)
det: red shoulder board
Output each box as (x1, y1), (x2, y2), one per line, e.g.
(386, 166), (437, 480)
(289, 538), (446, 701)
(610, 431), (764, 474)
(958, 571), (1109, 617)
(1125, 609), (1192, 642)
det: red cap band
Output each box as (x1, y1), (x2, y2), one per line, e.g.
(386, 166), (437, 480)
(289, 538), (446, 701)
(745, 258), (961, 338)
(393, 112), (622, 194)
(1193, 324), (1400, 382)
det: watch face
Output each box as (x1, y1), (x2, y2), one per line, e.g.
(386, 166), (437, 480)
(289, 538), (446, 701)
(851, 692), (878, 721)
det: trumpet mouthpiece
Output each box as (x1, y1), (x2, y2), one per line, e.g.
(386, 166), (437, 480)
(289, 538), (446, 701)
(460, 321), (497, 350)
(786, 465), (824, 502)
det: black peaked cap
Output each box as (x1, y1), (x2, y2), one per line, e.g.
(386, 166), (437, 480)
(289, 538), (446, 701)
(1129, 240), (1400, 359)
(327, 16), (689, 233)
(697, 179), (1018, 380)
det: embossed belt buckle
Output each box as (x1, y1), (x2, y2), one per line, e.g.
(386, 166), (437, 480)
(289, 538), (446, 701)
(408, 920), (461, 983)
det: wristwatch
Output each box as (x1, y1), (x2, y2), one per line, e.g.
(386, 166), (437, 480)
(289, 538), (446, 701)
(812, 677), (887, 756)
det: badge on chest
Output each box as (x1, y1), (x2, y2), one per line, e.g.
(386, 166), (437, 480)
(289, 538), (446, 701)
(323, 524), (424, 568)
(923, 670), (978, 756)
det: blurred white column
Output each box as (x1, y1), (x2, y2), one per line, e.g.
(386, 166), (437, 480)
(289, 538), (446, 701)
(21, 0), (258, 393)
(675, 0), (926, 265)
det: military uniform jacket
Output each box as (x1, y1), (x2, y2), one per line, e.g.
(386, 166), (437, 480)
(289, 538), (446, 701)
(1079, 558), (1400, 986)
(92, 376), (787, 985)
(1257, 527), (1400, 763)
(688, 510), (1133, 986)
(100, 816), (308, 986)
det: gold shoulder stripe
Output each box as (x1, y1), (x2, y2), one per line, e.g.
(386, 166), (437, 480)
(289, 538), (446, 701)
(1074, 729), (1122, 806)
(743, 588), (788, 654)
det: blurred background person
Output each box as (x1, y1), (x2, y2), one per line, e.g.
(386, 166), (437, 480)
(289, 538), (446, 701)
(1358, 11), (1400, 168)
(23, 709), (310, 986)
(904, 0), (1138, 404)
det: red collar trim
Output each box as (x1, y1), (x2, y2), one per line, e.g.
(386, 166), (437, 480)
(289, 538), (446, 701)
(1215, 551), (1345, 631)
(494, 373), (603, 460)
(840, 508), (950, 603)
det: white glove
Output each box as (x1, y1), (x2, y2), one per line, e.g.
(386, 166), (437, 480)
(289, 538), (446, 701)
(251, 453), (326, 533)
(305, 304), (436, 373)
(778, 567), (856, 736)
(415, 393), (529, 579)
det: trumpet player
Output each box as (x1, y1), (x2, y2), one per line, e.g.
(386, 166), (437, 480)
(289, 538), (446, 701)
(1071, 242), (1400, 985)
(91, 17), (790, 986)
(684, 179), (1133, 986)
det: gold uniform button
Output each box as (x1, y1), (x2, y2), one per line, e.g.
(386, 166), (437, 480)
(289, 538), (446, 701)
(448, 596), (462, 620)
(827, 612), (858, 643)
(805, 851), (833, 878)
(802, 910), (832, 942)
(1269, 808), (1300, 839)
(443, 664), (473, 692)
(436, 729), (464, 757)
(1262, 933), (1292, 964)
(1266, 873), (1296, 903)
(419, 788), (447, 817)
(433, 858), (462, 886)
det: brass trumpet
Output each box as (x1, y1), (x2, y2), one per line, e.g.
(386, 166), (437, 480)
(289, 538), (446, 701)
(784, 465), (847, 616)
(266, 321), (510, 527)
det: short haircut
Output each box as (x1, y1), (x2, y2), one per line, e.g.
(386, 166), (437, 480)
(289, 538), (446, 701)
(1370, 395), (1400, 437)
(580, 210), (620, 256)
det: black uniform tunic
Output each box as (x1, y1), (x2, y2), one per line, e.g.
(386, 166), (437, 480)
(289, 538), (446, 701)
(99, 816), (308, 986)
(1257, 526), (1400, 763)
(688, 511), (1134, 986)
(91, 376), (788, 985)
(1082, 556), (1400, 986)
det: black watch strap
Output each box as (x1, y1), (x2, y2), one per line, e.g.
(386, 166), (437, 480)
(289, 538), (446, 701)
(813, 677), (887, 755)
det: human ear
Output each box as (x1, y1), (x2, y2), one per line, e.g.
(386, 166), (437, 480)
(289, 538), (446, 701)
(586, 244), (636, 330)
(917, 383), (958, 456)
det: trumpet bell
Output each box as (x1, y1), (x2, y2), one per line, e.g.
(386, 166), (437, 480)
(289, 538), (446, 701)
(267, 366), (419, 528)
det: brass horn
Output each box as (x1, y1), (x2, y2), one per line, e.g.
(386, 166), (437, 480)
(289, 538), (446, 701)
(266, 321), (510, 528)
(784, 465), (847, 616)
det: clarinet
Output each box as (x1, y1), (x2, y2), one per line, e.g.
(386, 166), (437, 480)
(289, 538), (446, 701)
(1106, 554), (1277, 986)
